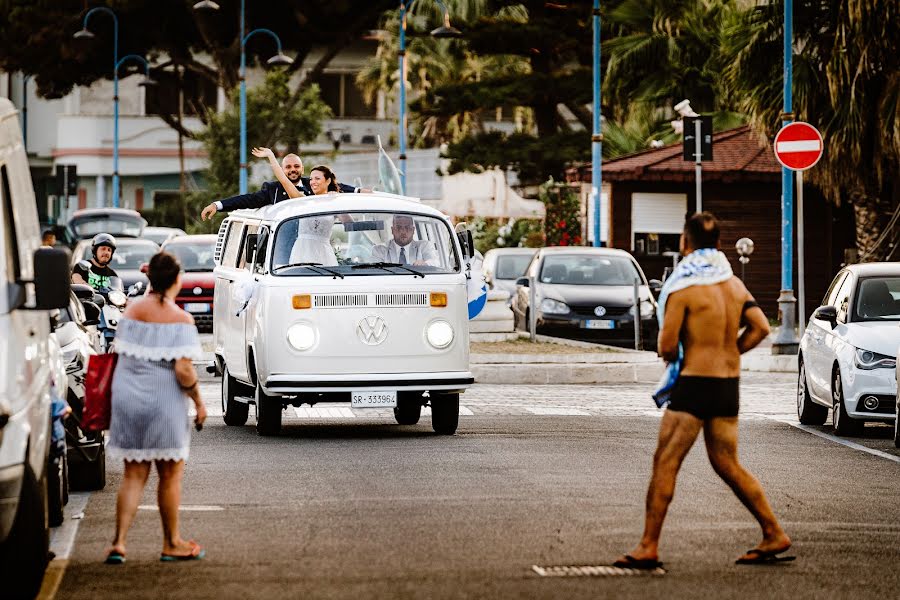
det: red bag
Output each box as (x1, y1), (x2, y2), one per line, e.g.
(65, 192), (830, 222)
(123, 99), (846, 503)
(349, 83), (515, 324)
(83, 353), (118, 432)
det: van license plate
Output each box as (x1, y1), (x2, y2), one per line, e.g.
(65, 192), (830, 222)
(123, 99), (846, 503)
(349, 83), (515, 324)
(184, 303), (211, 313)
(351, 391), (397, 408)
(584, 319), (615, 330)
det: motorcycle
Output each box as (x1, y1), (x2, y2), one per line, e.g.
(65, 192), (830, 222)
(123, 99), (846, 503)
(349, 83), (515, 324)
(76, 260), (127, 352)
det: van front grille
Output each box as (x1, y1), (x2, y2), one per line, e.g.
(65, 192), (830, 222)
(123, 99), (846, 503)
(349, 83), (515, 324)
(312, 293), (431, 309)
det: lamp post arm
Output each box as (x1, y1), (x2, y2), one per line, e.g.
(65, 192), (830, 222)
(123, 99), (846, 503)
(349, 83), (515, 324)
(115, 54), (151, 77)
(242, 28), (285, 54)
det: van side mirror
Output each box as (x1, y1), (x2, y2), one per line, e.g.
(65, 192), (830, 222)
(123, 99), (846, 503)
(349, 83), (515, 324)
(516, 277), (529, 288)
(457, 230), (475, 261)
(244, 233), (259, 265)
(649, 279), (663, 294)
(813, 305), (838, 328)
(33, 247), (71, 310)
(81, 301), (101, 326)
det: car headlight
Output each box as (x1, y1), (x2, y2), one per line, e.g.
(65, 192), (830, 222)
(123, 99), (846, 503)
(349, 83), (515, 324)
(540, 298), (569, 315)
(426, 320), (454, 349)
(108, 290), (127, 307)
(287, 323), (316, 351)
(628, 300), (655, 318)
(854, 348), (896, 370)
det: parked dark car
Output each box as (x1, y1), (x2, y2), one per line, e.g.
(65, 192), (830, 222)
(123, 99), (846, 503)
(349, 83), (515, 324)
(64, 207), (147, 246)
(511, 247), (659, 349)
(161, 234), (217, 332)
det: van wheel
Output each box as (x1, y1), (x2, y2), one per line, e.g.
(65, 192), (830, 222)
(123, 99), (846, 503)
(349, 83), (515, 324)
(222, 366), (250, 426)
(432, 393), (460, 435)
(48, 451), (67, 527)
(256, 384), (282, 437)
(832, 370), (864, 436)
(394, 393), (422, 425)
(797, 359), (828, 425)
(0, 465), (50, 599)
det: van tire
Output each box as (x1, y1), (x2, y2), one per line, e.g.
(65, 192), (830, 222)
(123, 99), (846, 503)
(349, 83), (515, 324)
(256, 384), (282, 436)
(394, 393), (422, 425)
(0, 465), (50, 599)
(48, 451), (68, 527)
(431, 393), (459, 435)
(222, 366), (250, 426)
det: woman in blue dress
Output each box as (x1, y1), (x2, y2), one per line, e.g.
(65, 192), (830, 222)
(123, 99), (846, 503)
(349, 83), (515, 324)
(105, 251), (208, 564)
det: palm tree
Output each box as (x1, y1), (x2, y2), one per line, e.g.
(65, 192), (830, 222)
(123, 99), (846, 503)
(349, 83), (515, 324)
(721, 0), (900, 260)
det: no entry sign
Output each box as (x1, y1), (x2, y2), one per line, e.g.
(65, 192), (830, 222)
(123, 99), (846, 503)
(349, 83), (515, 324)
(774, 122), (823, 171)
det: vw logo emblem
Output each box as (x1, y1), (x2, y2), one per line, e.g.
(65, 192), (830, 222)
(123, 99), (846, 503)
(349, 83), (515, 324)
(593, 306), (607, 317)
(357, 316), (389, 345)
(193, 287), (203, 295)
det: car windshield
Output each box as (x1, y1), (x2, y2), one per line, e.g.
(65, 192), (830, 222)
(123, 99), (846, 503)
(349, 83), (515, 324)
(70, 214), (144, 238)
(145, 229), (184, 245)
(495, 254), (535, 280)
(271, 211), (460, 276)
(165, 242), (216, 272)
(82, 242), (158, 270)
(540, 255), (641, 286)
(854, 277), (900, 321)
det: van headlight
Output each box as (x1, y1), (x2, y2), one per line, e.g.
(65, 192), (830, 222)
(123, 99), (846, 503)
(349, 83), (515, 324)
(287, 323), (316, 351)
(426, 320), (454, 349)
(854, 348), (896, 370)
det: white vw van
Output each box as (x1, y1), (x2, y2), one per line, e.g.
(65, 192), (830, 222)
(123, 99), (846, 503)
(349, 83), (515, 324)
(212, 193), (475, 436)
(0, 98), (72, 598)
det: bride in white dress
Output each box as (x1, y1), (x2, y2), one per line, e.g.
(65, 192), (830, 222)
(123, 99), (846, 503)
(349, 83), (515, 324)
(252, 148), (348, 266)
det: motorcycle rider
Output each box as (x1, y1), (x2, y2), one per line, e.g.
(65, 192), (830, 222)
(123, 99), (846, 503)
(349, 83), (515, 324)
(72, 233), (120, 290)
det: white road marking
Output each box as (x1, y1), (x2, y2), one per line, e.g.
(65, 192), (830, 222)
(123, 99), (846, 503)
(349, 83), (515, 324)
(526, 406), (592, 416)
(49, 492), (91, 560)
(138, 504), (225, 511)
(532, 564), (665, 577)
(776, 139), (821, 153)
(295, 406), (356, 419)
(776, 419), (900, 464)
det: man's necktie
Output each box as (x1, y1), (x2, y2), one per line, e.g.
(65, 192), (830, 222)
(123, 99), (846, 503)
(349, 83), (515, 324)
(399, 247), (408, 265)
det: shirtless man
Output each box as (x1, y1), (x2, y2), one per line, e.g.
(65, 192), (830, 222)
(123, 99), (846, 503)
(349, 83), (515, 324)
(615, 212), (792, 569)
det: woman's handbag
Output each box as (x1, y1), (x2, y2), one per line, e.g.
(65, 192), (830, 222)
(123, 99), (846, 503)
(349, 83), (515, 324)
(83, 353), (118, 431)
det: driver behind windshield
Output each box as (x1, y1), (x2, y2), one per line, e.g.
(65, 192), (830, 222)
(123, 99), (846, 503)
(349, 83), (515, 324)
(371, 215), (438, 266)
(72, 233), (120, 290)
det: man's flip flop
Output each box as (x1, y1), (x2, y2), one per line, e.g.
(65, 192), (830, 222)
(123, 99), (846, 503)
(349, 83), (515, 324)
(160, 541), (205, 562)
(735, 548), (796, 565)
(612, 555), (664, 570)
(104, 550), (126, 565)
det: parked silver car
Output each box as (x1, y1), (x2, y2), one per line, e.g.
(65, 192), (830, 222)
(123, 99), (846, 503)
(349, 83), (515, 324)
(483, 247), (537, 299)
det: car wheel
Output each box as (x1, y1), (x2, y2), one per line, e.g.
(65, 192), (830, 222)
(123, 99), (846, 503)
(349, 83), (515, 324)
(0, 465), (50, 599)
(832, 369), (864, 436)
(255, 383), (282, 437)
(797, 359), (828, 425)
(394, 392), (423, 425)
(47, 451), (66, 528)
(222, 366), (250, 427)
(431, 393), (460, 435)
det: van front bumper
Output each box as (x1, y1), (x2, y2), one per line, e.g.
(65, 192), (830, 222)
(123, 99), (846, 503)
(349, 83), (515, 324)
(264, 371), (475, 394)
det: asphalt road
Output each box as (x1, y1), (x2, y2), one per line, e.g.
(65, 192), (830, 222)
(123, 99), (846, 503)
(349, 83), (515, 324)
(45, 375), (900, 599)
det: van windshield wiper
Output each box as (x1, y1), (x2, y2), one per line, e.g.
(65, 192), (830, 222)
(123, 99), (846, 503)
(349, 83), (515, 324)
(351, 262), (425, 278)
(273, 262), (344, 279)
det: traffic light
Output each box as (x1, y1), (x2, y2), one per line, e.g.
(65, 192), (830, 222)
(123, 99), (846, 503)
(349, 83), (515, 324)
(54, 165), (77, 197)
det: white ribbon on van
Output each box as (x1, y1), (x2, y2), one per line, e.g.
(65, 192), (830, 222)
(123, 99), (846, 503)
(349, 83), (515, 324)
(466, 250), (488, 320)
(232, 271), (258, 316)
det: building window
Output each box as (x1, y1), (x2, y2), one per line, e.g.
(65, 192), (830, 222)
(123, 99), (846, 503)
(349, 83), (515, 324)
(633, 232), (680, 256)
(145, 70), (217, 118)
(318, 73), (375, 119)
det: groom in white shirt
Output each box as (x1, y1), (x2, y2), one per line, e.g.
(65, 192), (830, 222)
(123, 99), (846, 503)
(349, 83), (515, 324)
(371, 215), (439, 266)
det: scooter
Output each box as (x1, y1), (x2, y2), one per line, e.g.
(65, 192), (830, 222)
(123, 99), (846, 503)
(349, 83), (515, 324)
(76, 260), (127, 352)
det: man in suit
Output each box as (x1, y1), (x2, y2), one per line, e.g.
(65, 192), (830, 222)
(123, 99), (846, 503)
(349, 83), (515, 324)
(371, 215), (439, 266)
(200, 153), (363, 220)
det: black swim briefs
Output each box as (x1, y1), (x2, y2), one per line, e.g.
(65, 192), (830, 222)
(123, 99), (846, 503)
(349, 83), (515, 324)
(667, 376), (740, 419)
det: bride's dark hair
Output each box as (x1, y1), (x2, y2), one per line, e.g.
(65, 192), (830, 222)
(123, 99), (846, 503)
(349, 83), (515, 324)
(311, 165), (339, 192)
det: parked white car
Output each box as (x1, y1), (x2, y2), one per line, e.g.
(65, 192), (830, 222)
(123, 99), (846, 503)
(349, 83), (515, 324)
(212, 193), (475, 436)
(0, 97), (72, 598)
(483, 247), (537, 299)
(798, 263), (900, 436)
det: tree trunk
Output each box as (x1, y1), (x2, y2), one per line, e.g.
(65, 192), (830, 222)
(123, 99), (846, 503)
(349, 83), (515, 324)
(850, 189), (888, 262)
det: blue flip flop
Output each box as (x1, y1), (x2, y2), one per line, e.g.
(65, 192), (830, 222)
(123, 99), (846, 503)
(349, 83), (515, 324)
(160, 542), (205, 562)
(104, 550), (126, 565)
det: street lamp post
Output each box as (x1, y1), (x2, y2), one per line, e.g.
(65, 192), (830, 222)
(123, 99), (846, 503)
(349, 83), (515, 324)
(194, 0), (291, 195)
(398, 0), (460, 195)
(591, 0), (602, 247)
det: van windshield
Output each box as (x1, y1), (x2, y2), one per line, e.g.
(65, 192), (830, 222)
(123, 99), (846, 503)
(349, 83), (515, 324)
(271, 211), (460, 276)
